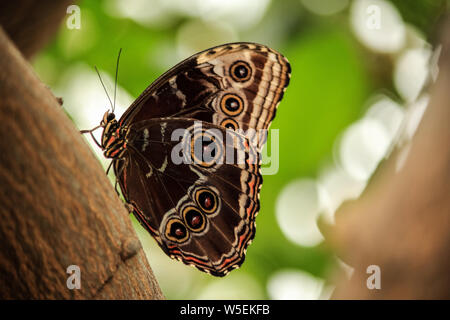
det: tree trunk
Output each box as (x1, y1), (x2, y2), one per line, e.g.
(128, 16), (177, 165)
(330, 16), (450, 299)
(0, 3), (163, 300)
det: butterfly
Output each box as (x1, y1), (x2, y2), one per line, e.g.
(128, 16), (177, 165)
(83, 42), (291, 276)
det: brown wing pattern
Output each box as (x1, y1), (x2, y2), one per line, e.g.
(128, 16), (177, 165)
(114, 119), (262, 276)
(119, 42), (291, 149)
(109, 42), (291, 276)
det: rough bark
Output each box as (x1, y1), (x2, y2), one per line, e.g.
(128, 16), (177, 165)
(329, 16), (450, 299)
(0, 17), (163, 300)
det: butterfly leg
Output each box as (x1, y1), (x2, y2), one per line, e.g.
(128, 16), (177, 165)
(80, 125), (102, 148)
(106, 160), (113, 175)
(105, 163), (122, 198)
(105, 161), (122, 198)
(114, 178), (121, 197)
(112, 158), (128, 198)
(89, 131), (102, 148)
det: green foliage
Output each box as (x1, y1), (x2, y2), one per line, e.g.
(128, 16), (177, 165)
(390, 0), (448, 37)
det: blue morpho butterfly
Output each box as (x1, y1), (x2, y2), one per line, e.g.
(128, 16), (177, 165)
(82, 43), (291, 276)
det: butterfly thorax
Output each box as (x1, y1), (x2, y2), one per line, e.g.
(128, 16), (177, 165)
(101, 112), (128, 159)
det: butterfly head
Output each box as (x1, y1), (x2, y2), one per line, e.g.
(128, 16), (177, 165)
(101, 110), (116, 127)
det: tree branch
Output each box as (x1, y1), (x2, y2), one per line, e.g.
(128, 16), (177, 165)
(0, 26), (163, 299)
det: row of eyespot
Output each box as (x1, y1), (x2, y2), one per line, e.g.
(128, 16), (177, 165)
(219, 60), (253, 129)
(165, 187), (219, 243)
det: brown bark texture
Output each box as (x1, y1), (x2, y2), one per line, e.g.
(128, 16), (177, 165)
(329, 17), (450, 299)
(0, 4), (164, 299)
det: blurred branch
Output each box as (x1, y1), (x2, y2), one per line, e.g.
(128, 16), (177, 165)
(0, 19), (163, 300)
(0, 0), (74, 59)
(329, 15), (450, 299)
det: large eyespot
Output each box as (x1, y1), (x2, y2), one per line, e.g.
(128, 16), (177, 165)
(220, 94), (244, 116)
(165, 218), (189, 243)
(182, 206), (206, 232)
(230, 61), (252, 82)
(190, 130), (223, 168)
(195, 188), (218, 214)
(220, 118), (239, 131)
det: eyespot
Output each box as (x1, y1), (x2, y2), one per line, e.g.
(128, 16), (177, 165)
(220, 94), (244, 116)
(195, 188), (218, 214)
(220, 118), (239, 131)
(190, 130), (223, 168)
(165, 218), (189, 243)
(182, 206), (206, 232)
(230, 61), (252, 82)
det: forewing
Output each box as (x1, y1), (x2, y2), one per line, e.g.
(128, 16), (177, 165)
(119, 42), (291, 149)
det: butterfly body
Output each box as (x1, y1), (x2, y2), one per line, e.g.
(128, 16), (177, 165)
(97, 43), (290, 276)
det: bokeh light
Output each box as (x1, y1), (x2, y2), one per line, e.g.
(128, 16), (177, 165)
(338, 118), (391, 181)
(275, 179), (325, 247)
(350, 0), (405, 53)
(364, 95), (405, 138)
(394, 47), (431, 102)
(267, 269), (327, 300)
(318, 165), (366, 224)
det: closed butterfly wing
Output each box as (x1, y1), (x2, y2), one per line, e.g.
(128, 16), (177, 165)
(97, 42), (291, 276)
(114, 119), (262, 276)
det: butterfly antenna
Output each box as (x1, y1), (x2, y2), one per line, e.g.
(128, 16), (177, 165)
(113, 48), (122, 114)
(94, 66), (114, 111)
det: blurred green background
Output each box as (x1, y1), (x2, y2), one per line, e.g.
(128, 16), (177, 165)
(33, 0), (447, 299)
